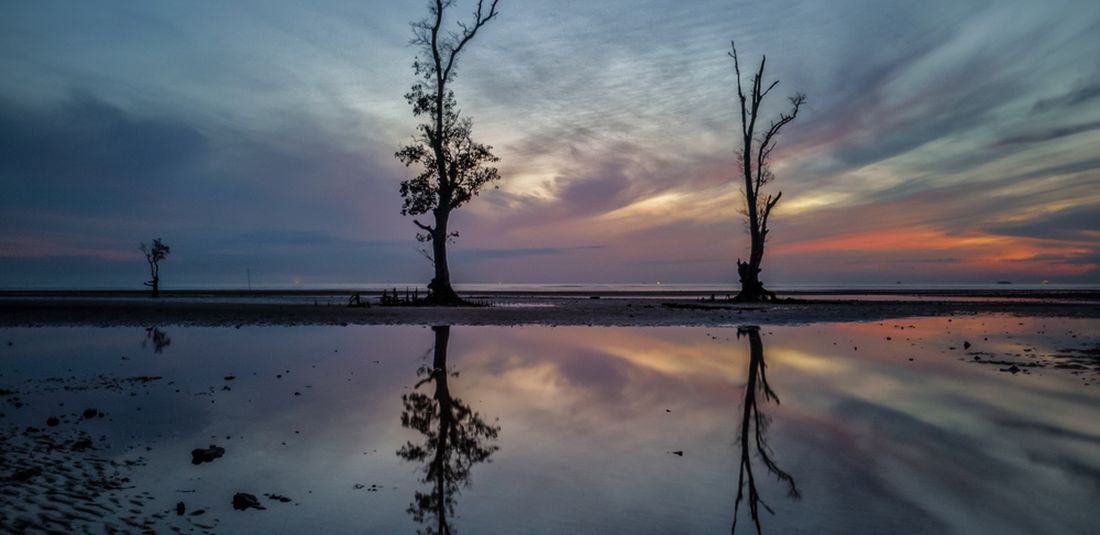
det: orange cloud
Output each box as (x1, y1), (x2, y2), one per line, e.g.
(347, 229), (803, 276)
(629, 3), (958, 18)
(771, 227), (1096, 277)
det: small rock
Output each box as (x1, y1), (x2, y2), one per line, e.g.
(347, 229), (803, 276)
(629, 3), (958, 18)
(176, 502), (186, 516)
(672, 450), (684, 457)
(963, 341), (972, 350)
(224, 375), (236, 381)
(265, 493), (292, 503)
(82, 408), (99, 419)
(71, 438), (94, 451)
(46, 416), (60, 427)
(191, 445), (226, 465)
(232, 492), (266, 511)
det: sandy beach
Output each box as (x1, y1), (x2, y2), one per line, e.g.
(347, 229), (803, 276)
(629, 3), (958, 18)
(2, 290), (1098, 327)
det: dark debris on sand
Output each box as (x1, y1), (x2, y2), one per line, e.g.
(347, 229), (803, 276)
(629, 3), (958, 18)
(0, 375), (222, 534)
(232, 492), (266, 511)
(190, 445), (226, 465)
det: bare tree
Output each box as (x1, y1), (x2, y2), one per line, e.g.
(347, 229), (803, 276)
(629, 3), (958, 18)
(729, 42), (805, 302)
(732, 326), (800, 534)
(140, 238), (170, 298)
(396, 0), (502, 305)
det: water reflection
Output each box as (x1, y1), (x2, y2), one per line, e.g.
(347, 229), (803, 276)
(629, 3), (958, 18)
(732, 326), (800, 534)
(397, 326), (501, 534)
(143, 326), (171, 353)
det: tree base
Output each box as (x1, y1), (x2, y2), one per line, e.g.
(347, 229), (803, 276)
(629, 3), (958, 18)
(735, 260), (777, 302)
(424, 279), (474, 307)
(732, 286), (778, 303)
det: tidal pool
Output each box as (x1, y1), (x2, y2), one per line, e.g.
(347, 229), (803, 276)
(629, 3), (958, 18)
(1, 315), (1098, 534)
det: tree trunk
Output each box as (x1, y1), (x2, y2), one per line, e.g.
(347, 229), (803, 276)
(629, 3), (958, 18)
(735, 238), (775, 302)
(739, 220), (774, 301)
(428, 211), (461, 304)
(150, 277), (160, 298)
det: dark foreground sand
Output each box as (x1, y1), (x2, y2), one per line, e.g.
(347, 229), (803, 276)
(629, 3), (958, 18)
(2, 291), (1098, 327)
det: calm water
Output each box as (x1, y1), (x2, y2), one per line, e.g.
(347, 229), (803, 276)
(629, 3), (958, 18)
(1, 316), (1098, 534)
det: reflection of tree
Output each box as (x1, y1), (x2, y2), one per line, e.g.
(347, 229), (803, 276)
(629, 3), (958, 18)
(143, 327), (171, 353)
(398, 326), (500, 535)
(732, 326), (799, 534)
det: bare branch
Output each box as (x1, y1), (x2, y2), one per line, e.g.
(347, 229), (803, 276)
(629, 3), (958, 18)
(760, 191), (782, 236)
(729, 42), (748, 139)
(417, 246), (436, 266)
(442, 0), (500, 82)
(760, 79), (780, 100)
(414, 219), (435, 233)
(754, 93), (805, 191)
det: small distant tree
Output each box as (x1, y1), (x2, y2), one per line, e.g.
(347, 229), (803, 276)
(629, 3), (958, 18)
(729, 42), (805, 302)
(140, 238), (170, 298)
(396, 0), (502, 305)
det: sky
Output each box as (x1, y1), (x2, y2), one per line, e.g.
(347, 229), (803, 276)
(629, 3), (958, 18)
(1, 0), (1099, 289)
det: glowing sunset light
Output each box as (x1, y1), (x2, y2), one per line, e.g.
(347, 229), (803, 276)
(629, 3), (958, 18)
(0, 0), (1097, 287)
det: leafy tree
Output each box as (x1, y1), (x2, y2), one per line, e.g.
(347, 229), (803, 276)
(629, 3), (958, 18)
(140, 238), (170, 298)
(729, 43), (805, 302)
(396, 0), (502, 305)
(398, 326), (500, 534)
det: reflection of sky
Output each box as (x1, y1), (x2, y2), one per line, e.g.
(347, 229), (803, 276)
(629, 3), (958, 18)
(2, 1), (1099, 287)
(1, 317), (1098, 533)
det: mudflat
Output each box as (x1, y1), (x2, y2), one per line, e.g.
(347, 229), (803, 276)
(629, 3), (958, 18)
(2, 290), (1098, 327)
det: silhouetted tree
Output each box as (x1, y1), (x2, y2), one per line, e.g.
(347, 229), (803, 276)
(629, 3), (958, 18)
(398, 326), (500, 534)
(729, 43), (805, 302)
(140, 238), (170, 298)
(732, 326), (800, 534)
(396, 0), (502, 305)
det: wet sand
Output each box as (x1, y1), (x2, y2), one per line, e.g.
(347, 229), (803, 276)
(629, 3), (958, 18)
(1, 291), (1098, 327)
(1, 319), (1097, 533)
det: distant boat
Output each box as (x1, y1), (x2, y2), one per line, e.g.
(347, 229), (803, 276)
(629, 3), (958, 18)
(996, 281), (1012, 285)
(1041, 280), (1050, 285)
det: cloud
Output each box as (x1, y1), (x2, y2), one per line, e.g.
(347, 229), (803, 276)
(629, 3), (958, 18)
(0, 93), (209, 215)
(1031, 78), (1100, 114)
(985, 204), (1100, 242)
(993, 121), (1100, 147)
(3, 0), (1100, 285)
(458, 245), (604, 260)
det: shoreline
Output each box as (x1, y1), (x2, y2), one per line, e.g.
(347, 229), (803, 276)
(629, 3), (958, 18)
(2, 292), (1098, 327)
(2, 288), (1099, 299)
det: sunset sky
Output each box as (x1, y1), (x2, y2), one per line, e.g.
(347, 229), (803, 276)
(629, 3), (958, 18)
(2, 0), (1098, 288)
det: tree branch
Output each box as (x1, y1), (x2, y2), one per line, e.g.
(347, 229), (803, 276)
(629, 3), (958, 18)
(754, 93), (805, 190)
(442, 0), (499, 82)
(414, 219), (435, 233)
(729, 42), (748, 139)
(761, 191), (782, 237)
